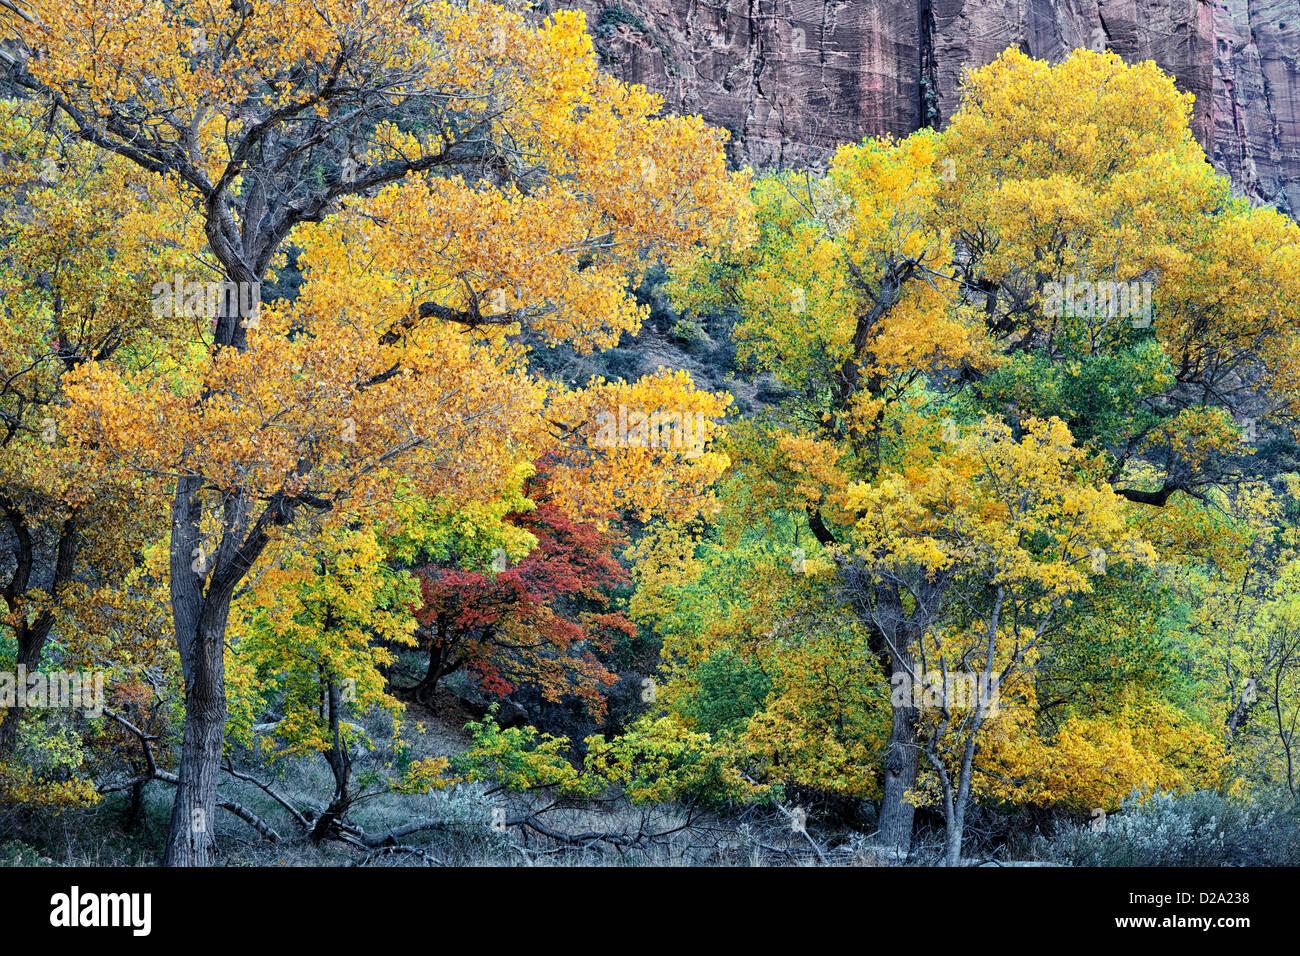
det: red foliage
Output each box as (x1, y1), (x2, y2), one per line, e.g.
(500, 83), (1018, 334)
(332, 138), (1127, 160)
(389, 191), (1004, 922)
(412, 472), (633, 716)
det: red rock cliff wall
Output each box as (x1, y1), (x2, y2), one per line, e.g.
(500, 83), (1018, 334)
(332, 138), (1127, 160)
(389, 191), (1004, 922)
(561, 0), (1297, 213)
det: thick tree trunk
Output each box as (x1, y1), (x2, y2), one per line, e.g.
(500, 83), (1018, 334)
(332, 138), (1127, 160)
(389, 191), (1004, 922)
(161, 615), (227, 866)
(879, 689), (919, 856)
(159, 272), (268, 864)
(162, 476), (238, 867)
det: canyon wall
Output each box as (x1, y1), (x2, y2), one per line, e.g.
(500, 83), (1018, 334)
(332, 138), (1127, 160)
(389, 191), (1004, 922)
(560, 0), (1299, 213)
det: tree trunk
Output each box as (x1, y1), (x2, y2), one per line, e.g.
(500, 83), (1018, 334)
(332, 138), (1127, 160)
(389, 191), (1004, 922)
(124, 778), (146, 828)
(162, 476), (237, 867)
(416, 615), (450, 707)
(0, 701), (16, 758)
(0, 514), (79, 756)
(879, 689), (919, 856)
(159, 266), (268, 863)
(943, 817), (964, 866)
(941, 591), (1000, 867)
(868, 612), (923, 858)
(0, 638), (40, 755)
(417, 644), (444, 706)
(310, 679), (352, 843)
(943, 738), (978, 867)
(161, 615), (227, 866)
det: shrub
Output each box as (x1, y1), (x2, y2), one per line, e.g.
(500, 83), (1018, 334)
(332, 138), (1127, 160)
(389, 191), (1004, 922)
(1035, 789), (1300, 866)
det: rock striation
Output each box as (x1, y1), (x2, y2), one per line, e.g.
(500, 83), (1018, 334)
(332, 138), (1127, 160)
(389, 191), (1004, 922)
(560, 0), (1298, 212)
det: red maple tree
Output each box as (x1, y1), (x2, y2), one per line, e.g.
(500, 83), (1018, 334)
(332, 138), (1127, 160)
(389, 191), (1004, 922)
(411, 474), (633, 716)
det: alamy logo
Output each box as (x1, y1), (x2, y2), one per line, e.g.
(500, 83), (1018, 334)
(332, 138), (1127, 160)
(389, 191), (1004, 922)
(593, 406), (708, 459)
(891, 669), (1000, 715)
(0, 665), (103, 716)
(50, 886), (151, 936)
(151, 274), (261, 323)
(1042, 277), (1153, 327)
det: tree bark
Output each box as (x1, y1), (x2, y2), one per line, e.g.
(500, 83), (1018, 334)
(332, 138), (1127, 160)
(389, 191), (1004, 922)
(416, 616), (448, 707)
(161, 612), (229, 866)
(162, 475), (241, 866)
(0, 637), (40, 755)
(941, 590), (1003, 866)
(309, 678), (352, 843)
(416, 615), (464, 708)
(943, 739), (977, 867)
(124, 778), (146, 828)
(0, 513), (79, 756)
(879, 691), (919, 855)
(942, 818), (964, 866)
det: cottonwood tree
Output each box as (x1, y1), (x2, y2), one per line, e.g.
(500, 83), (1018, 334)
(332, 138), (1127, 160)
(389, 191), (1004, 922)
(844, 416), (1151, 864)
(939, 48), (1300, 505)
(668, 132), (992, 852)
(11, 0), (747, 864)
(668, 47), (1300, 855)
(0, 106), (198, 758)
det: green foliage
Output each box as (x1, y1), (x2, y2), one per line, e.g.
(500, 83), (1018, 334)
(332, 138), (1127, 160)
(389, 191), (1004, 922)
(680, 649), (771, 734)
(970, 341), (1174, 450)
(446, 708), (773, 808)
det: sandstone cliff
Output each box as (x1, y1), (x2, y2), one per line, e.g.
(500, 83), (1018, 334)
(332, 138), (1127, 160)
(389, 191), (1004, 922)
(559, 0), (1298, 213)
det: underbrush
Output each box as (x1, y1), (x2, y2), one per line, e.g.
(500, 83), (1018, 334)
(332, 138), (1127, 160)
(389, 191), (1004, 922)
(5, 708), (1296, 868)
(1030, 790), (1300, 866)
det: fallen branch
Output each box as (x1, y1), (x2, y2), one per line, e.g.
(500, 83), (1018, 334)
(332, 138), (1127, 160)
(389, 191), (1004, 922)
(99, 707), (282, 842)
(217, 796), (282, 842)
(351, 844), (443, 867)
(222, 760), (310, 829)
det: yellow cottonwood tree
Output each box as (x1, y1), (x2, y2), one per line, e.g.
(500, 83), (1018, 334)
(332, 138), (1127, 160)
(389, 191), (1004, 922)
(0, 102), (199, 761)
(667, 46), (1300, 857)
(940, 47), (1300, 504)
(841, 415), (1153, 864)
(14, 0), (748, 864)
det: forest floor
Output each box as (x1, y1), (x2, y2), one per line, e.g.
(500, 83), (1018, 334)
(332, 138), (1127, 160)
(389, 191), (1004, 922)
(0, 689), (1044, 867)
